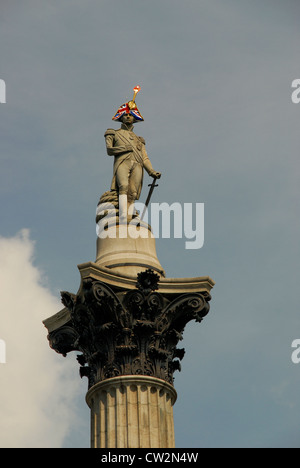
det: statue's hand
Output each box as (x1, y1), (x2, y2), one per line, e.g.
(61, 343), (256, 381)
(151, 171), (161, 179)
(124, 145), (133, 152)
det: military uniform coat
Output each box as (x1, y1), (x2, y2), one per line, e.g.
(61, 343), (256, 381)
(104, 127), (155, 200)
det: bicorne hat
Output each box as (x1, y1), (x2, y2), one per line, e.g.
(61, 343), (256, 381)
(112, 85), (144, 122)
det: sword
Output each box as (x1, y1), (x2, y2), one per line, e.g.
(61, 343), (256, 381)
(140, 177), (159, 221)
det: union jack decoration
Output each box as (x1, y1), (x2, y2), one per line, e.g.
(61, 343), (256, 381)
(112, 103), (130, 121)
(112, 102), (144, 122)
(129, 107), (144, 121)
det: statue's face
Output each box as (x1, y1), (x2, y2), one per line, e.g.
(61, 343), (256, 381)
(122, 113), (135, 125)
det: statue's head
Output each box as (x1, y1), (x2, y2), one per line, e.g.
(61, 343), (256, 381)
(112, 85), (144, 123)
(121, 113), (135, 126)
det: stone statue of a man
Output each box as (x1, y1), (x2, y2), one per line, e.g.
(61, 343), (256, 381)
(104, 86), (161, 222)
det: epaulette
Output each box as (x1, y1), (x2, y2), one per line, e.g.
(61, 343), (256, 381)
(138, 136), (146, 145)
(104, 128), (116, 137)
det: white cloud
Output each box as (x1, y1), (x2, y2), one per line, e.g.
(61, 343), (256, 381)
(0, 230), (82, 448)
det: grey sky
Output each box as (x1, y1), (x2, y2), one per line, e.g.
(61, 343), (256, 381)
(0, 0), (300, 448)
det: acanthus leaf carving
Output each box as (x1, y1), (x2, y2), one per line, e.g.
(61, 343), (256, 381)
(48, 270), (211, 388)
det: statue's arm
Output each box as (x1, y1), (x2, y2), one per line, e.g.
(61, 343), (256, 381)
(143, 150), (155, 175)
(104, 129), (132, 157)
(140, 139), (161, 178)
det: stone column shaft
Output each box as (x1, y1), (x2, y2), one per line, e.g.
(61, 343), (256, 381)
(86, 376), (177, 449)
